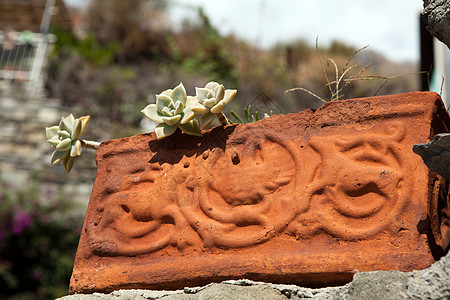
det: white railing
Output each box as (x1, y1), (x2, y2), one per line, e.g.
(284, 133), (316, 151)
(0, 31), (55, 93)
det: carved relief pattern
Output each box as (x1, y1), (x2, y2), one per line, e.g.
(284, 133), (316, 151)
(87, 121), (411, 256)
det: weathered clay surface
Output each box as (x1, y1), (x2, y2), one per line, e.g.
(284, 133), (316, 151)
(70, 92), (450, 294)
(59, 249), (450, 299)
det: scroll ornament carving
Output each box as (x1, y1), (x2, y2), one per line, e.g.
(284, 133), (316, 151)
(87, 122), (410, 256)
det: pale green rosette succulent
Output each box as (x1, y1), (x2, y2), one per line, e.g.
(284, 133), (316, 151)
(141, 83), (202, 139)
(191, 81), (237, 129)
(46, 114), (90, 173)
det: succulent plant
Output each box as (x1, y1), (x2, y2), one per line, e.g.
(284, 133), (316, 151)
(191, 81), (237, 129)
(141, 83), (202, 139)
(45, 114), (90, 173)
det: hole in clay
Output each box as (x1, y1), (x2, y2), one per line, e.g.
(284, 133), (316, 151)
(235, 219), (261, 227)
(121, 205), (130, 213)
(161, 215), (176, 225)
(232, 152), (240, 165)
(130, 167), (144, 174)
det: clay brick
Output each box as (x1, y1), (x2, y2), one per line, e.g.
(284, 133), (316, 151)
(70, 92), (450, 294)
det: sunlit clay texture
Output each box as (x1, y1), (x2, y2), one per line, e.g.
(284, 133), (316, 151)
(70, 92), (450, 294)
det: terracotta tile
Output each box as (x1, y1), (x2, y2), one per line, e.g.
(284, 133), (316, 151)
(70, 92), (450, 294)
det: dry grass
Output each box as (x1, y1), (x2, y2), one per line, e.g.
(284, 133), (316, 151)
(285, 40), (422, 103)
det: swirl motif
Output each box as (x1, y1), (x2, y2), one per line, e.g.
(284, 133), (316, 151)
(287, 122), (410, 239)
(87, 121), (410, 256)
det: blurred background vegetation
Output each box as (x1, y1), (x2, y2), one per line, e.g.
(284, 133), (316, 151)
(0, 0), (420, 298)
(46, 0), (419, 138)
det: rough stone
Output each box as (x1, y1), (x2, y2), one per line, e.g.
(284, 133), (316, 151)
(70, 91), (450, 294)
(422, 0), (450, 48)
(414, 133), (450, 180)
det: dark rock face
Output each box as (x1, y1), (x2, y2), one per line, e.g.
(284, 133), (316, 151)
(422, 0), (450, 48)
(414, 133), (450, 180)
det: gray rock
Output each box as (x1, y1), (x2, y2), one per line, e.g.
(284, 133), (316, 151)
(406, 251), (450, 299)
(57, 250), (450, 300)
(413, 132), (450, 180)
(422, 0), (450, 48)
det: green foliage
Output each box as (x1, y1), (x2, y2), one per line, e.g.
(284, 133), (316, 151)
(85, 0), (170, 62)
(229, 105), (272, 124)
(168, 8), (238, 84)
(52, 29), (118, 66)
(46, 2), (420, 140)
(0, 175), (84, 299)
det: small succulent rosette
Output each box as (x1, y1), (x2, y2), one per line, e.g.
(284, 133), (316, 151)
(191, 81), (237, 129)
(141, 83), (202, 139)
(46, 114), (90, 173)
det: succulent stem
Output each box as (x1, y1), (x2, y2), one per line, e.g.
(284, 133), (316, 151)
(216, 112), (230, 126)
(80, 139), (100, 150)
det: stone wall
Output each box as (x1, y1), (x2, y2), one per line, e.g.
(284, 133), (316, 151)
(0, 80), (96, 205)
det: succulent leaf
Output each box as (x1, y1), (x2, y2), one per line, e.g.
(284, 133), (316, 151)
(199, 112), (216, 130)
(161, 114), (182, 126)
(195, 88), (210, 101)
(214, 84), (225, 101)
(178, 120), (202, 137)
(174, 101), (184, 115)
(161, 106), (174, 117)
(71, 119), (82, 140)
(51, 150), (68, 166)
(46, 114), (90, 173)
(170, 83), (187, 105)
(56, 138), (72, 151)
(156, 95), (172, 112)
(160, 89), (172, 97)
(180, 105), (195, 124)
(58, 130), (71, 140)
(142, 82), (203, 139)
(154, 123), (177, 140)
(46, 126), (59, 139)
(63, 156), (75, 173)
(205, 81), (219, 90)
(60, 114), (75, 134)
(78, 115), (90, 136)
(192, 81), (237, 117)
(191, 103), (209, 115)
(70, 140), (82, 157)
(47, 135), (61, 147)
(223, 89), (237, 105)
(141, 104), (163, 123)
(203, 98), (216, 108)
(210, 102), (225, 114)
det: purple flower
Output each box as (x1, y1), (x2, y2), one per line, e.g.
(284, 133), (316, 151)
(42, 186), (55, 199)
(12, 211), (32, 234)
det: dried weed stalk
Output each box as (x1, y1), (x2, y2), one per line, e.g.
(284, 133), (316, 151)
(285, 40), (424, 103)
